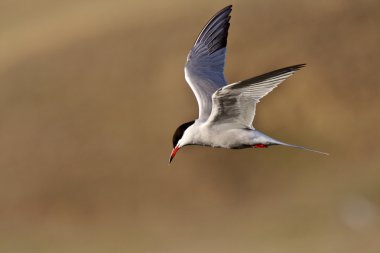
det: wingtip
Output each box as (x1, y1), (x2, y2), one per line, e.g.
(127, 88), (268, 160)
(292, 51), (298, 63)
(221, 5), (233, 11)
(292, 63), (306, 71)
(213, 5), (233, 17)
(299, 63), (307, 68)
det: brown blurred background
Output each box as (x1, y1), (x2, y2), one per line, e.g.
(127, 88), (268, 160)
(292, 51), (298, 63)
(1, 0), (379, 252)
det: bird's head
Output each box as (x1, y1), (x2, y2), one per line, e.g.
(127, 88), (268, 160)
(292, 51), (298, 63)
(169, 120), (195, 163)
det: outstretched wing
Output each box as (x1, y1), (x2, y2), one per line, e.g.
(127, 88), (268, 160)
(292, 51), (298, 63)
(207, 64), (306, 127)
(185, 5), (232, 121)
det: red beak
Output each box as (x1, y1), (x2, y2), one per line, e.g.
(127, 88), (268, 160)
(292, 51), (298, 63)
(169, 146), (180, 163)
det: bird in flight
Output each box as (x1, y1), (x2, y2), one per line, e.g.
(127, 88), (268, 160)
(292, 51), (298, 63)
(170, 5), (327, 163)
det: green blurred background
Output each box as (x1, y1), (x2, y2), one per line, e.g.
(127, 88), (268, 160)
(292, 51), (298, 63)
(1, 0), (379, 252)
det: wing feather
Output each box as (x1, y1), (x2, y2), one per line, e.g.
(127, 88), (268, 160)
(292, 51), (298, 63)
(185, 5), (232, 121)
(207, 64), (306, 127)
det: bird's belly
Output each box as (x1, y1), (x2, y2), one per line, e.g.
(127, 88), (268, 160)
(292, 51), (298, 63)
(197, 126), (253, 149)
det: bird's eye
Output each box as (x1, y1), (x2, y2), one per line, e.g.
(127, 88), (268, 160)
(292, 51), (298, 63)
(172, 121), (194, 147)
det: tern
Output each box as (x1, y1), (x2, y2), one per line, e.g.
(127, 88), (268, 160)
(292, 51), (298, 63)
(169, 5), (327, 163)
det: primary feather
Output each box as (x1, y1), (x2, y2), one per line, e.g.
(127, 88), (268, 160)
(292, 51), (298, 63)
(207, 64), (306, 127)
(185, 5), (232, 121)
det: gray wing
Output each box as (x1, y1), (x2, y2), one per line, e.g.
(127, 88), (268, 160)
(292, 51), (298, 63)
(207, 64), (306, 127)
(185, 5), (232, 121)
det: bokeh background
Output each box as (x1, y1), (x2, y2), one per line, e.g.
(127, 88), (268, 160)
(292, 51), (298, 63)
(1, 0), (379, 252)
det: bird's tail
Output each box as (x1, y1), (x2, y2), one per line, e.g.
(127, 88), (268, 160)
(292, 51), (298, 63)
(272, 140), (329, 155)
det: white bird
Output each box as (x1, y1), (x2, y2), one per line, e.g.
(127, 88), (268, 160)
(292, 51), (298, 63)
(170, 5), (327, 163)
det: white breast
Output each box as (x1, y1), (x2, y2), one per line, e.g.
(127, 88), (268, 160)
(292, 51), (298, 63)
(190, 122), (254, 148)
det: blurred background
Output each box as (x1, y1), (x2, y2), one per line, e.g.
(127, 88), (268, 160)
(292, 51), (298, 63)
(1, 0), (379, 252)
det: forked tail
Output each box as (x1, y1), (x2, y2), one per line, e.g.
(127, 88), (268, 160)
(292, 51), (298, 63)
(274, 140), (329, 155)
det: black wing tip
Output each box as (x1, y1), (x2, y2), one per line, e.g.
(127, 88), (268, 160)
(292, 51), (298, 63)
(273, 63), (307, 74)
(221, 5), (233, 12)
(291, 63), (306, 71)
(193, 5), (233, 53)
(234, 63), (307, 87)
(206, 6), (233, 54)
(213, 5), (233, 16)
(208, 5), (233, 24)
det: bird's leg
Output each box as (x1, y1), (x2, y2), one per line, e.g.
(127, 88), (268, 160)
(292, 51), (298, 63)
(253, 144), (268, 148)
